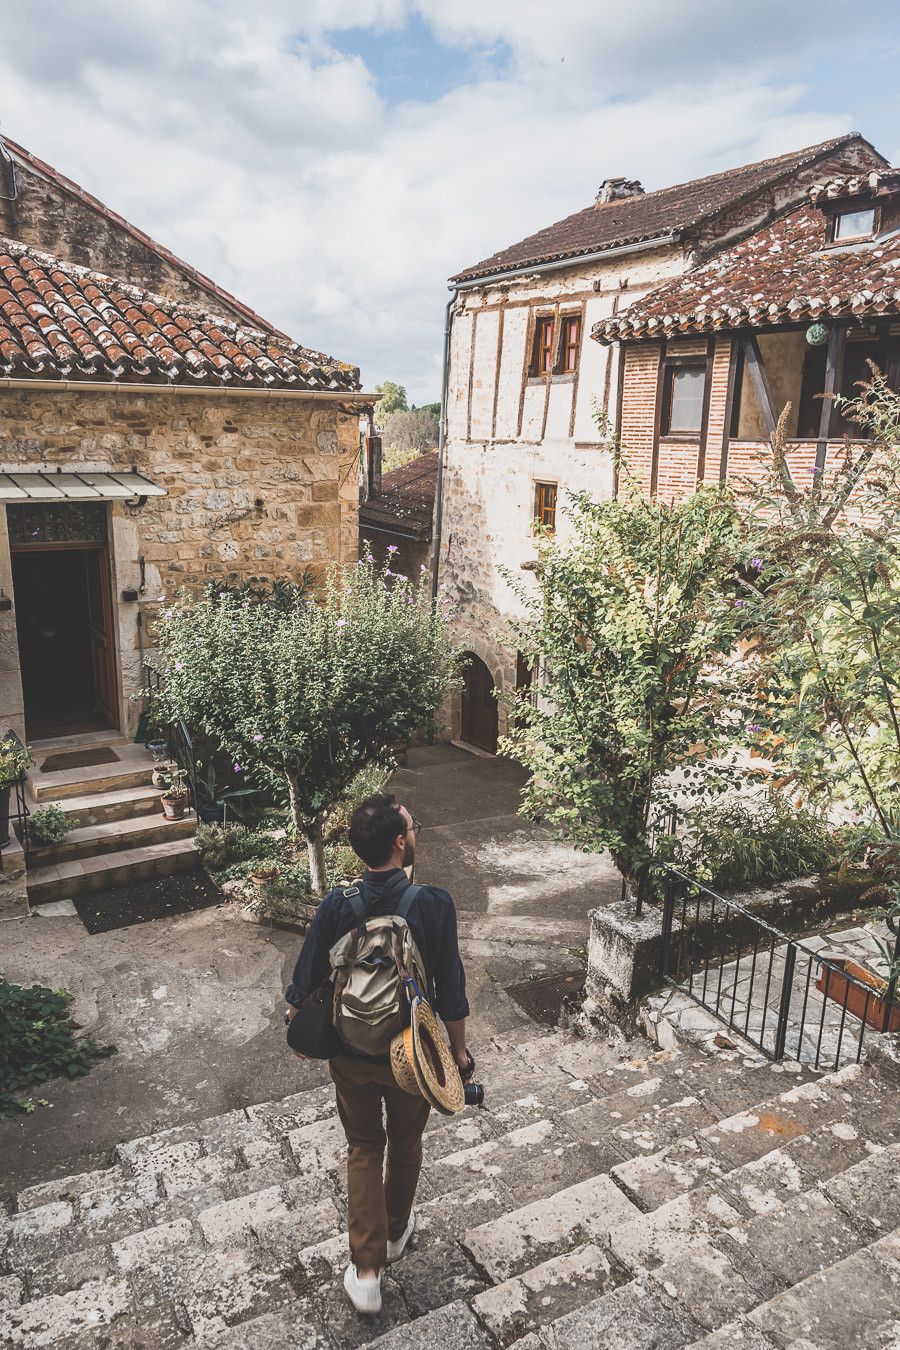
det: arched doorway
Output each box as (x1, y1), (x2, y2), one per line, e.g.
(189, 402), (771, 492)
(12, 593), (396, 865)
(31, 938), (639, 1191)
(461, 653), (498, 754)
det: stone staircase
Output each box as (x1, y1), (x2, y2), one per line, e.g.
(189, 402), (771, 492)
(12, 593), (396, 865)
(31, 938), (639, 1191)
(23, 733), (198, 909)
(1, 1025), (897, 1348)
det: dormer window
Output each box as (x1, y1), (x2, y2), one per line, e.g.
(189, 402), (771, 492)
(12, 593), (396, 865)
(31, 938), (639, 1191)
(832, 206), (876, 241)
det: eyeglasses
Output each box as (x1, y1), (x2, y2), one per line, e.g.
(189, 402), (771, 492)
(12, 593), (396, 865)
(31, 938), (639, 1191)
(408, 816), (421, 834)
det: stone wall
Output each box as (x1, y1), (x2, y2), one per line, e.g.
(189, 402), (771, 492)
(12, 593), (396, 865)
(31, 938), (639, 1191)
(0, 388), (361, 737)
(0, 154), (251, 321)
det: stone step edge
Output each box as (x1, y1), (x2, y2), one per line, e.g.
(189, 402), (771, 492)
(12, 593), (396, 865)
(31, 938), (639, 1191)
(31, 766), (155, 803)
(32, 812), (196, 866)
(25, 838), (200, 900)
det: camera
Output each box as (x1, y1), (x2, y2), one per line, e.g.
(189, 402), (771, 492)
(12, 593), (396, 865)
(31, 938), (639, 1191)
(460, 1051), (486, 1109)
(464, 1080), (486, 1108)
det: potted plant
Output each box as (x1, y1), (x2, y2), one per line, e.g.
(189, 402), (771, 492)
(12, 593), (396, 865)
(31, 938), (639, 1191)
(815, 956), (900, 1033)
(27, 804), (73, 850)
(0, 741), (32, 847)
(249, 862), (281, 886)
(151, 758), (178, 789)
(159, 766), (190, 821)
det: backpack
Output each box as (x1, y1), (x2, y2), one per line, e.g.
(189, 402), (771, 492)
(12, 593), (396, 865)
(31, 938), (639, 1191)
(328, 871), (428, 1057)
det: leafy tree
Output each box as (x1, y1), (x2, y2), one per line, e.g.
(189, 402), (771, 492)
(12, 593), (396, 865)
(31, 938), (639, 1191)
(380, 407), (440, 474)
(504, 482), (747, 903)
(374, 381), (409, 426)
(739, 370), (900, 833)
(155, 556), (459, 893)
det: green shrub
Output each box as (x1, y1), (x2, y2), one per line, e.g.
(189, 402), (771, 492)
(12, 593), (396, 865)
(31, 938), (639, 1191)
(0, 980), (115, 1116)
(194, 822), (276, 874)
(680, 795), (841, 891)
(28, 804), (73, 848)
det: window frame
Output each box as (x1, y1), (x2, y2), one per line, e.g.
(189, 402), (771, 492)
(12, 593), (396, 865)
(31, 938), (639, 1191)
(559, 313), (582, 374)
(659, 357), (708, 437)
(532, 315), (556, 376)
(827, 203), (879, 245)
(533, 481), (558, 533)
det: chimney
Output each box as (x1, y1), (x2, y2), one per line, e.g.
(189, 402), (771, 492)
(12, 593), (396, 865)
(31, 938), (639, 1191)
(596, 177), (644, 205)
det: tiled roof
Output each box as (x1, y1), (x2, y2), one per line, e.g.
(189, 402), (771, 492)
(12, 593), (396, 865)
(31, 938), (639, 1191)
(359, 450), (438, 540)
(3, 136), (283, 337)
(450, 136), (880, 284)
(591, 195), (900, 343)
(809, 168), (900, 204)
(0, 240), (361, 391)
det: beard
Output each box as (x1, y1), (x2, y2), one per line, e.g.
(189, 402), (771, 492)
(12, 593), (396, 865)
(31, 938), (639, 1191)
(402, 836), (416, 870)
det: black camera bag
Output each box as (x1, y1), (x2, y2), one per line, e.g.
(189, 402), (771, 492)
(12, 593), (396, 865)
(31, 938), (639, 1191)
(286, 982), (343, 1059)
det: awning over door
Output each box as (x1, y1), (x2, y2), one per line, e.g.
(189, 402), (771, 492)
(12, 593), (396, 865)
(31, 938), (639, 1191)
(0, 471), (165, 502)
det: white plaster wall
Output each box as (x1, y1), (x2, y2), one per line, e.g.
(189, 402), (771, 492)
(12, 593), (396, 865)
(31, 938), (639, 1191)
(439, 242), (689, 694)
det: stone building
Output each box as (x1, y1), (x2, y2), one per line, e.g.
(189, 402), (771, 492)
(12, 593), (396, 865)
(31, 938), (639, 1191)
(0, 135), (372, 744)
(434, 134), (887, 753)
(591, 166), (900, 500)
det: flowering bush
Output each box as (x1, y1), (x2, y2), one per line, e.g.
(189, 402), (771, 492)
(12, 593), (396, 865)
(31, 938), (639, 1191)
(154, 555), (459, 893)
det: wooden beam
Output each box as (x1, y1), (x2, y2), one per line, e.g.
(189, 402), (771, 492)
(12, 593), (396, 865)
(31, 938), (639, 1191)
(816, 324), (847, 472)
(742, 333), (777, 438)
(695, 335), (717, 484)
(719, 338), (740, 482)
(649, 342), (667, 497)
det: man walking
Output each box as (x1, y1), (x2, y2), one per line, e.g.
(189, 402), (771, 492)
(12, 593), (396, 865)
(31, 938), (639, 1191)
(286, 792), (471, 1315)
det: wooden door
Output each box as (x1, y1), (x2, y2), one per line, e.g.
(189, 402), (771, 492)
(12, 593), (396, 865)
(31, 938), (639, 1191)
(461, 653), (498, 754)
(84, 548), (118, 726)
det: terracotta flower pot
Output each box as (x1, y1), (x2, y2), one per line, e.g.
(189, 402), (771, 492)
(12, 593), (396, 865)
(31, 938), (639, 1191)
(816, 957), (900, 1033)
(161, 794), (188, 821)
(250, 866), (281, 886)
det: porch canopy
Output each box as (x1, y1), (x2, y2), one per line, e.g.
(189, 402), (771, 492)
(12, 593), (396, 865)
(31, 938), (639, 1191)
(0, 471), (165, 502)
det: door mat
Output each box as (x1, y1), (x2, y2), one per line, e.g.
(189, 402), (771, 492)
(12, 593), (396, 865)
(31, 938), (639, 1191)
(40, 746), (120, 772)
(505, 969), (586, 1027)
(73, 870), (223, 934)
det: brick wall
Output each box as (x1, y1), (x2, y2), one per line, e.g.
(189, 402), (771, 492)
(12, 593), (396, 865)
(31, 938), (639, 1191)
(619, 344), (662, 494)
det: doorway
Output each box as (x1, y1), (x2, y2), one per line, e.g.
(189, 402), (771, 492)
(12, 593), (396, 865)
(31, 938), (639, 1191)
(461, 652), (498, 754)
(9, 503), (118, 739)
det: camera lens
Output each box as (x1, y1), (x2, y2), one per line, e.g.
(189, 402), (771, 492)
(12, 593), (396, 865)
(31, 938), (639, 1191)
(464, 1081), (485, 1108)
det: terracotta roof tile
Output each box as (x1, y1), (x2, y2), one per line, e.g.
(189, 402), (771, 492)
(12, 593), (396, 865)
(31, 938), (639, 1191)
(0, 240), (361, 391)
(359, 450), (438, 539)
(450, 136), (881, 284)
(591, 190), (900, 343)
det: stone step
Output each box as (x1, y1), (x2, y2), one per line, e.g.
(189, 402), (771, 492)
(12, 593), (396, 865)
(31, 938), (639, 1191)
(27, 731), (129, 754)
(27, 810), (195, 866)
(39, 783), (167, 829)
(26, 836), (199, 904)
(28, 742), (156, 802)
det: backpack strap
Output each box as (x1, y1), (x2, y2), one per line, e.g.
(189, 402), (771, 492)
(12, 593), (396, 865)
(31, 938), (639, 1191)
(341, 884), (366, 926)
(394, 883), (422, 924)
(342, 870), (412, 928)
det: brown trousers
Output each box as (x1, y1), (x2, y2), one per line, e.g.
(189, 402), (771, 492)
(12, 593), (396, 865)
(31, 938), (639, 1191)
(329, 1055), (431, 1273)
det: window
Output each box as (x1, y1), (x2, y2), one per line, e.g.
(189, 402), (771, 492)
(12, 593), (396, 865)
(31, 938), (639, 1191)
(533, 317), (555, 375)
(534, 481), (557, 532)
(661, 360), (707, 435)
(833, 207), (876, 242)
(560, 315), (581, 373)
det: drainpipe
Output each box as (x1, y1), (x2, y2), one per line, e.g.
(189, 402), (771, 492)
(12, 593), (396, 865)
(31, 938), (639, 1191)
(430, 292), (456, 601)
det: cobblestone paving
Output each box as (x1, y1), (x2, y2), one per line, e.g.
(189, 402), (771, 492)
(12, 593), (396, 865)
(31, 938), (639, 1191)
(1, 1026), (898, 1348)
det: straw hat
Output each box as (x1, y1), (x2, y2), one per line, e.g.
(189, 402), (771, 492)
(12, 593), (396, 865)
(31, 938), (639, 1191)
(410, 999), (464, 1116)
(389, 1001), (465, 1115)
(390, 1026), (420, 1098)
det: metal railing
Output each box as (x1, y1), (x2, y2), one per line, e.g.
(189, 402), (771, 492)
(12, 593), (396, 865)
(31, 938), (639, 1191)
(141, 663), (197, 813)
(659, 865), (900, 1069)
(1, 729), (30, 868)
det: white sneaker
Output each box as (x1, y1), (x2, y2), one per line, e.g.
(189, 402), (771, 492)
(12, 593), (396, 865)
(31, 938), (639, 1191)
(386, 1210), (416, 1264)
(343, 1263), (382, 1315)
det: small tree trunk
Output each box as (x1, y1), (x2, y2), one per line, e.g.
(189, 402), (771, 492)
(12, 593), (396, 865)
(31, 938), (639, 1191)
(305, 824), (327, 897)
(286, 773), (328, 898)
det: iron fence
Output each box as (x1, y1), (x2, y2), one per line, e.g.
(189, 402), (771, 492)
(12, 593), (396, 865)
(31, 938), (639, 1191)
(141, 663), (197, 812)
(659, 865), (900, 1069)
(1, 729), (30, 869)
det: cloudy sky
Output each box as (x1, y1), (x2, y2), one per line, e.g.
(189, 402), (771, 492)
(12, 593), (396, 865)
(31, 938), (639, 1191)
(2, 2), (898, 400)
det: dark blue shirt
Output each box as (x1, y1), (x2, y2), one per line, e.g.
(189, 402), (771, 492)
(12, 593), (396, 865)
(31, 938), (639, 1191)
(285, 868), (470, 1023)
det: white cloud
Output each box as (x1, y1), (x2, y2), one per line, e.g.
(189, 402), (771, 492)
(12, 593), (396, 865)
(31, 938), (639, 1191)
(0, 1), (893, 399)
